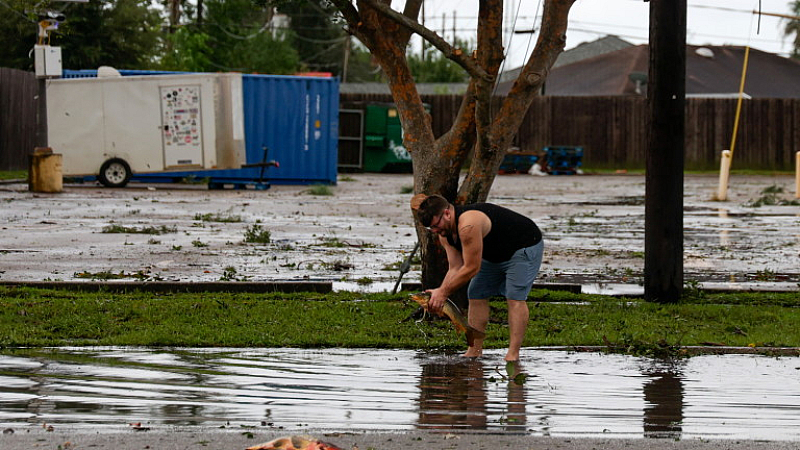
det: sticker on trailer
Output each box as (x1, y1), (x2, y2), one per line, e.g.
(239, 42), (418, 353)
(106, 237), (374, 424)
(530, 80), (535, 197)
(160, 85), (204, 167)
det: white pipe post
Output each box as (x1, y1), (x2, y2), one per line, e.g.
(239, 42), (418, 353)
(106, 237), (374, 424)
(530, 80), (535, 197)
(717, 150), (732, 201)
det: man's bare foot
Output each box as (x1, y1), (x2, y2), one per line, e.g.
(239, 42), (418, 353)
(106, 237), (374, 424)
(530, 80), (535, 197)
(462, 348), (482, 358)
(504, 353), (519, 362)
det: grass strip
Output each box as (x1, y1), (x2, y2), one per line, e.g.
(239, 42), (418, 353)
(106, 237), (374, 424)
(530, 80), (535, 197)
(1, 286), (798, 356)
(0, 170), (27, 181)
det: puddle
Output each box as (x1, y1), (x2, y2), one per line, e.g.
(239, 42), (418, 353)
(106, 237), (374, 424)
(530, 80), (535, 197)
(333, 281), (399, 293)
(581, 283), (644, 296)
(1, 347), (799, 440)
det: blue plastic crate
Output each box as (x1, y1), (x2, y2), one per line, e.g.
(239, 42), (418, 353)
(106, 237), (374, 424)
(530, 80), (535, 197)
(544, 146), (583, 175)
(499, 153), (540, 174)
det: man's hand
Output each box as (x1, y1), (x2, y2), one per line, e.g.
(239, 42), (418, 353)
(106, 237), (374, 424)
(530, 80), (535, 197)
(425, 288), (448, 316)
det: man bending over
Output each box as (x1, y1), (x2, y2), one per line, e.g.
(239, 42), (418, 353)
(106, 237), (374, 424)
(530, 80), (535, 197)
(415, 194), (544, 362)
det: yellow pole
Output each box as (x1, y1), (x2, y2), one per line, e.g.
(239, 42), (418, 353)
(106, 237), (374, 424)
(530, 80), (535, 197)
(729, 46), (750, 158)
(717, 46), (750, 201)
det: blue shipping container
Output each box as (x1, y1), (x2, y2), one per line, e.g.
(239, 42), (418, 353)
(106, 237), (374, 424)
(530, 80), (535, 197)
(242, 74), (339, 185)
(61, 71), (339, 186)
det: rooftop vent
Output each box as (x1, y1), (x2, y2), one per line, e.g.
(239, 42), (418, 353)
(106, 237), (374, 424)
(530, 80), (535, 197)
(695, 47), (715, 59)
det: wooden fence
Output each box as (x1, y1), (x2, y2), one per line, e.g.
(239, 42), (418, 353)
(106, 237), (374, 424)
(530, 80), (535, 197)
(342, 93), (800, 171)
(0, 68), (37, 171)
(1, 74), (797, 171)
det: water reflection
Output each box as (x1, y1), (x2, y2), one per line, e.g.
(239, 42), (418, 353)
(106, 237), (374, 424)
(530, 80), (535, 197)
(643, 363), (684, 438)
(417, 358), (488, 430)
(0, 348), (798, 441)
(416, 358), (530, 433)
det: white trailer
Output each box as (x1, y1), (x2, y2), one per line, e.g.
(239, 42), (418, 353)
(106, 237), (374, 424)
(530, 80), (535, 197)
(46, 72), (246, 187)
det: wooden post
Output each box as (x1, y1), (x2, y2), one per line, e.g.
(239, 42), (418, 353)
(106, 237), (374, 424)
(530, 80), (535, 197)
(36, 78), (47, 148)
(645, 0), (686, 303)
(29, 147), (62, 193)
(796, 152), (800, 199)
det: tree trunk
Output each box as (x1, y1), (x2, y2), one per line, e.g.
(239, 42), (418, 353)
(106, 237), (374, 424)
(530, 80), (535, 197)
(334, 0), (575, 301)
(168, 0), (181, 34)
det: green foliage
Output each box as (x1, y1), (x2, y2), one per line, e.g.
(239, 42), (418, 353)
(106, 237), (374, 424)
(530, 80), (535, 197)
(189, 0), (299, 74)
(305, 184), (333, 196)
(785, 1), (800, 58)
(407, 38), (472, 83)
(0, 0), (300, 73)
(193, 212), (242, 223)
(0, 0), (39, 70)
(159, 27), (214, 72)
(220, 266), (249, 281)
(101, 224), (177, 234)
(745, 185), (800, 207)
(276, 0), (344, 75)
(243, 223), (271, 243)
(0, 170), (26, 181)
(58, 0), (163, 70)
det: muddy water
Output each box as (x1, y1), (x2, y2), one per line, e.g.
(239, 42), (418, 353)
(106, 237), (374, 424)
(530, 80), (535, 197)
(1, 348), (798, 440)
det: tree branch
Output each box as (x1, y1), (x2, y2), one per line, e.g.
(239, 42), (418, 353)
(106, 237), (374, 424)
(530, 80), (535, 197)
(357, 0), (493, 83)
(496, 0), (574, 129)
(331, 0), (368, 45)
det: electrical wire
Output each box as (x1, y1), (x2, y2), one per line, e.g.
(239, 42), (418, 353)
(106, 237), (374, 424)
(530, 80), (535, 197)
(521, 0), (542, 67)
(492, 0), (524, 98)
(212, 21), (271, 40)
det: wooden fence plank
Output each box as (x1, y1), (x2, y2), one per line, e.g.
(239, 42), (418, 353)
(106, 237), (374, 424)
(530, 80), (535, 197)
(0, 68), (37, 171)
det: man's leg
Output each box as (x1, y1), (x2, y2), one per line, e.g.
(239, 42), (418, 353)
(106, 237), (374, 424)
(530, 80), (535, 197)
(503, 241), (543, 361)
(463, 298), (489, 357)
(505, 299), (529, 362)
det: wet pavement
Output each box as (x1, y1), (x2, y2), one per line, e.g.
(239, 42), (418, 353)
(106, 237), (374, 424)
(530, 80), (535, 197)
(0, 173), (798, 292)
(1, 347), (799, 441)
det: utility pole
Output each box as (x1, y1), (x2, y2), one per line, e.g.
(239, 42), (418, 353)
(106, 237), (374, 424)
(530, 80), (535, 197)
(421, 1), (425, 60)
(33, 14), (65, 149)
(452, 11), (456, 42)
(342, 34), (351, 83)
(645, 0), (686, 303)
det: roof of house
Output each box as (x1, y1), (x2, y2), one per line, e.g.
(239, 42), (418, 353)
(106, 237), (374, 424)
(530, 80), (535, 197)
(343, 36), (635, 96)
(498, 35), (634, 83)
(342, 41), (800, 99)
(534, 45), (800, 98)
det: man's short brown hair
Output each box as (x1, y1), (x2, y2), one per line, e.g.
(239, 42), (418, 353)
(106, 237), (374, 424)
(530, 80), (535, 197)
(415, 194), (450, 228)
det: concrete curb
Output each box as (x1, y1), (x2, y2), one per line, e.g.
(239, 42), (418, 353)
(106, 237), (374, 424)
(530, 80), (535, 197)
(0, 280), (583, 294)
(1, 428), (798, 450)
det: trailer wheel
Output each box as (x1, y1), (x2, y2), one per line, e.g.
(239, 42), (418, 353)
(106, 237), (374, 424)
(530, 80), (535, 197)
(98, 158), (132, 188)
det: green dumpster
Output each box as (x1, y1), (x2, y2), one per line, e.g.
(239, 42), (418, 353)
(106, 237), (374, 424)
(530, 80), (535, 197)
(362, 104), (413, 172)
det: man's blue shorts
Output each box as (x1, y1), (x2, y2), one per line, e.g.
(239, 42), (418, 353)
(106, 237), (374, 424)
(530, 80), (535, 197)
(467, 240), (544, 301)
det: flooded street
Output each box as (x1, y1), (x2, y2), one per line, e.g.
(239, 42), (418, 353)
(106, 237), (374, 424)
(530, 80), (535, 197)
(1, 347), (799, 440)
(0, 173), (798, 291)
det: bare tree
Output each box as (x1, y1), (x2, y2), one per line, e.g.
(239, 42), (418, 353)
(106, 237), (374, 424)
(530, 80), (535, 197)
(329, 0), (576, 292)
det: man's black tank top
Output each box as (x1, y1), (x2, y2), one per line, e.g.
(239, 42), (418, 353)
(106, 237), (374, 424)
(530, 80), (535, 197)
(445, 203), (542, 263)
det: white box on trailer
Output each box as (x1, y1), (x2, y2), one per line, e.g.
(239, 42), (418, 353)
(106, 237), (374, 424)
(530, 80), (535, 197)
(46, 72), (245, 187)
